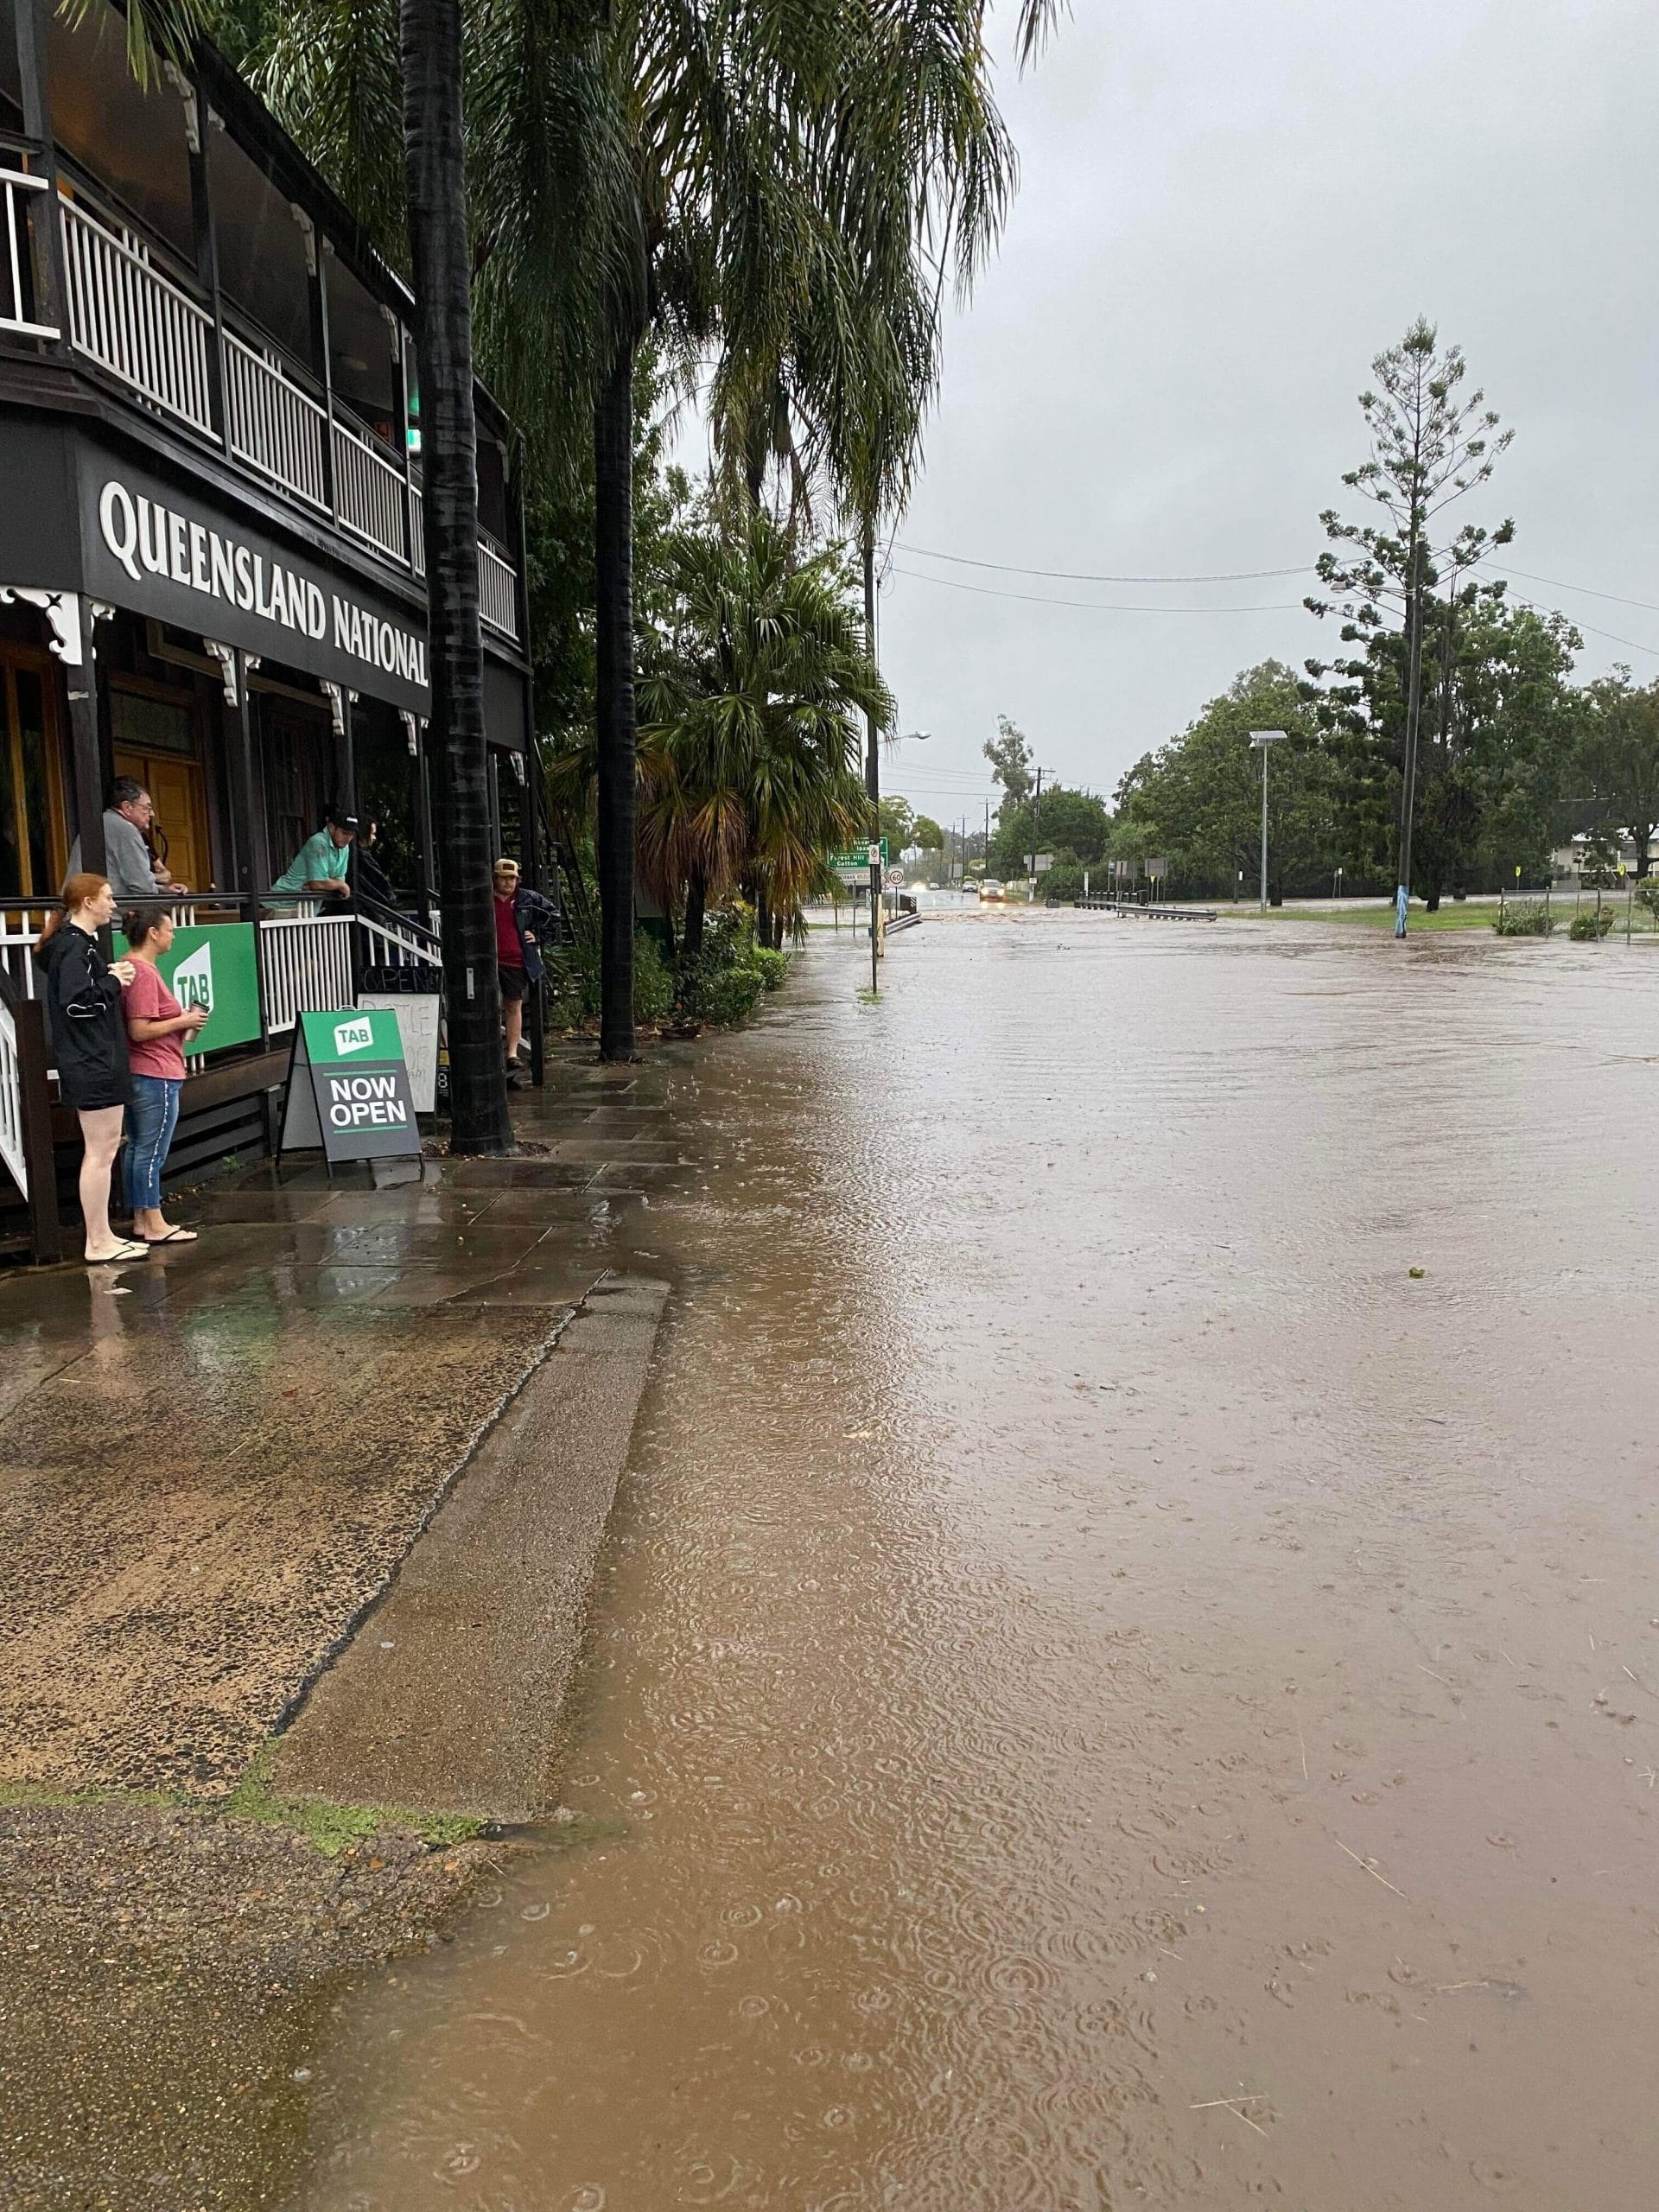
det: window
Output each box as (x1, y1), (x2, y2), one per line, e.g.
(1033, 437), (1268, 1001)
(326, 254), (400, 445)
(48, 0), (195, 264)
(207, 126), (317, 372)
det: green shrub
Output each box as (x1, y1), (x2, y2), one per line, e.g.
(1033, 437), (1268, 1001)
(686, 961), (765, 1026)
(1568, 907), (1615, 941)
(1492, 900), (1554, 937)
(549, 931), (675, 1023)
(632, 929), (675, 1022)
(753, 946), (788, 991)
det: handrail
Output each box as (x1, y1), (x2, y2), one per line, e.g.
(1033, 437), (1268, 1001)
(0, 963), (62, 1262)
(0, 166), (58, 340)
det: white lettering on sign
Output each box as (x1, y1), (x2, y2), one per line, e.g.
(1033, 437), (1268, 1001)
(98, 479), (427, 693)
(332, 1017), (374, 1056)
(327, 1072), (408, 1128)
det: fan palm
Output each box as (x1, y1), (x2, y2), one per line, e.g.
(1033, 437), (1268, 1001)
(633, 502), (890, 951)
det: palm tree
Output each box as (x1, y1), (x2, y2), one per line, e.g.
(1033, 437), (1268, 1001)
(397, 0), (517, 1149)
(633, 501), (890, 952)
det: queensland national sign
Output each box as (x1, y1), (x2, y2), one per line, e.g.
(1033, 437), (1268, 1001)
(278, 1007), (422, 1166)
(79, 450), (431, 716)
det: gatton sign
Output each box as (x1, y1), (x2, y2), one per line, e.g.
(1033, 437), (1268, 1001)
(78, 450), (431, 715)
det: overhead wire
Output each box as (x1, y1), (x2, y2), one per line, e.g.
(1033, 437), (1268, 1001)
(888, 564), (1305, 614)
(898, 542), (1313, 583)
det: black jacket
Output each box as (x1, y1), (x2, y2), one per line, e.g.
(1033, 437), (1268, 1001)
(512, 885), (560, 984)
(35, 925), (131, 1111)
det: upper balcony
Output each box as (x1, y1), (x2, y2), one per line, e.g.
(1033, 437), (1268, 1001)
(0, 0), (520, 643)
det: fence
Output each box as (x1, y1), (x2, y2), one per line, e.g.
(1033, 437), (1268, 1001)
(224, 333), (329, 509)
(1, 166), (56, 338)
(60, 194), (216, 437)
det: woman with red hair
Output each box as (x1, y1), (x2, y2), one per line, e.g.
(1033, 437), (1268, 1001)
(35, 874), (144, 1264)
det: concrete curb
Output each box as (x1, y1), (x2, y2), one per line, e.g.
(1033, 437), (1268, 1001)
(269, 1274), (670, 1821)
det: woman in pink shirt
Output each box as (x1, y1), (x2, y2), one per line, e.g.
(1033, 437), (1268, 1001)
(120, 906), (208, 1245)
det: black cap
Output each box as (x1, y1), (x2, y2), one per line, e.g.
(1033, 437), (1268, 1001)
(327, 806), (359, 831)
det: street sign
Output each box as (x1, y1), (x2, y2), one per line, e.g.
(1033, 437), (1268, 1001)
(111, 921), (261, 1054)
(830, 838), (887, 871)
(885, 865), (905, 889)
(278, 1007), (422, 1166)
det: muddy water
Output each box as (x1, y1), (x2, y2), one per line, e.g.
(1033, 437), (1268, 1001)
(298, 915), (1659, 2210)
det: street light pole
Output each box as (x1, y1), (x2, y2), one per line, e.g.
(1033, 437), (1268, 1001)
(1249, 730), (1290, 911)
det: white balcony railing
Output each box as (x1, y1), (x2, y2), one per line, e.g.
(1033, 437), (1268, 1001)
(0, 903), (53, 1003)
(1, 168), (58, 339)
(257, 909), (355, 1036)
(0, 991), (26, 1202)
(224, 334), (328, 510)
(480, 535), (518, 640)
(60, 195), (215, 437)
(334, 415), (409, 564)
(41, 185), (524, 644)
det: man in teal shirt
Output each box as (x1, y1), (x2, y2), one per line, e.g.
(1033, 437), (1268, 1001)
(270, 810), (358, 901)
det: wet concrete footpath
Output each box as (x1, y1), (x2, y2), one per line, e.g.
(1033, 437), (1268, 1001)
(0, 1048), (683, 2208)
(288, 915), (1659, 2212)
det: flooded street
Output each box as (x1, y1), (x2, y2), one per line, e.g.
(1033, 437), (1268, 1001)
(297, 914), (1659, 2210)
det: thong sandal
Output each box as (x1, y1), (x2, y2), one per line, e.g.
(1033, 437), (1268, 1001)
(139, 1228), (199, 1245)
(87, 1241), (150, 1265)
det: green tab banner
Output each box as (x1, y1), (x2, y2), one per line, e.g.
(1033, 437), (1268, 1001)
(111, 922), (262, 1053)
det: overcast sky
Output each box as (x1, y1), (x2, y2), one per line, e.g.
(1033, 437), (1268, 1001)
(869, 0), (1659, 830)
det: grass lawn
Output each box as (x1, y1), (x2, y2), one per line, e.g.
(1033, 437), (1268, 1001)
(1258, 894), (1659, 936)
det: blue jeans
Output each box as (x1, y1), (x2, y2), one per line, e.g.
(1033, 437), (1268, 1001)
(125, 1076), (181, 1211)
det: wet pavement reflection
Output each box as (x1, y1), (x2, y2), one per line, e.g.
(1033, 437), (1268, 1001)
(297, 914), (1659, 2210)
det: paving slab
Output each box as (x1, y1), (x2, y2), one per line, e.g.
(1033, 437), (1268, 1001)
(271, 1276), (670, 1821)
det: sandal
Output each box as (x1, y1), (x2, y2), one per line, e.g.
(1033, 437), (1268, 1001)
(86, 1241), (150, 1265)
(139, 1227), (199, 1245)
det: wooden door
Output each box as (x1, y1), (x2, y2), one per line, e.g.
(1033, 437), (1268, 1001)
(120, 752), (211, 893)
(0, 645), (68, 899)
(110, 680), (212, 894)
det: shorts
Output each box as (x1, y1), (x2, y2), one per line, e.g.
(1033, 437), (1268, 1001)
(498, 963), (528, 1001)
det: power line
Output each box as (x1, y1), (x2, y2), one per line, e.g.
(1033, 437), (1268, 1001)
(899, 542), (1313, 584)
(889, 565), (1305, 614)
(1485, 562), (1659, 617)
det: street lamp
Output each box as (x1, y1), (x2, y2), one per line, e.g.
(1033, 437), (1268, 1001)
(1249, 729), (1291, 910)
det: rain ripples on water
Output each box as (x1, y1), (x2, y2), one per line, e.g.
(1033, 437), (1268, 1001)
(300, 913), (1659, 2210)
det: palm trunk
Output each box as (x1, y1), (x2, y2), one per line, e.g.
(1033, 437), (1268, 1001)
(683, 868), (707, 962)
(594, 332), (638, 1060)
(400, 0), (512, 1150)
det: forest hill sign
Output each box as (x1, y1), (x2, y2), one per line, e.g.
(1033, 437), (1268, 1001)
(97, 478), (429, 692)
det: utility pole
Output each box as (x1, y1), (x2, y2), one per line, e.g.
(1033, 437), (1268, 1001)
(1249, 730), (1290, 909)
(861, 520), (880, 988)
(1395, 530), (1427, 938)
(1029, 766), (1044, 891)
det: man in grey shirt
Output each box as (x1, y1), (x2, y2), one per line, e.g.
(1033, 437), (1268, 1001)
(67, 777), (188, 901)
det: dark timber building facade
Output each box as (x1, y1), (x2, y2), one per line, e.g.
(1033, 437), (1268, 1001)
(0, 0), (544, 1255)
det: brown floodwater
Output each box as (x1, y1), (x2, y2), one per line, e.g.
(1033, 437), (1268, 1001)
(296, 912), (1659, 2211)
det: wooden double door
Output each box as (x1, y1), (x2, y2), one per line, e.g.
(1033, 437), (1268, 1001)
(111, 682), (213, 896)
(0, 644), (67, 900)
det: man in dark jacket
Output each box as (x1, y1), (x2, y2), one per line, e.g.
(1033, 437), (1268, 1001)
(492, 858), (558, 1078)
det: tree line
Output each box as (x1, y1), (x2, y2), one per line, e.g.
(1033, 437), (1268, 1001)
(893, 321), (1659, 912)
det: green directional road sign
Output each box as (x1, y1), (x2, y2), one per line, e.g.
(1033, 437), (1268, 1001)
(829, 838), (887, 870)
(278, 1006), (422, 1166)
(111, 921), (262, 1054)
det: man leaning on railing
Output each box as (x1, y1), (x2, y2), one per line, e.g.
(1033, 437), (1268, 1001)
(268, 809), (358, 905)
(66, 778), (188, 903)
